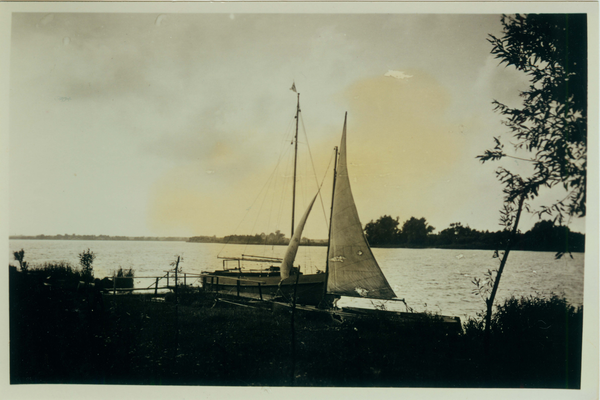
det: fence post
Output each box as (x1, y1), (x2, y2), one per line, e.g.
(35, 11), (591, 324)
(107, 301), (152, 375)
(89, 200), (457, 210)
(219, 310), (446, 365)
(290, 270), (301, 385)
(174, 257), (179, 304)
(184, 273), (187, 287)
(113, 273), (116, 297)
(173, 256), (180, 362)
(237, 279), (240, 298)
(166, 271), (169, 288)
(258, 283), (263, 301)
(155, 277), (159, 296)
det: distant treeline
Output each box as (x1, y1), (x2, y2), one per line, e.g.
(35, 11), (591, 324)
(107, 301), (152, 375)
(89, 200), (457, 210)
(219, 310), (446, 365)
(188, 231), (327, 246)
(10, 234), (188, 242)
(365, 216), (585, 253)
(13, 217), (585, 253)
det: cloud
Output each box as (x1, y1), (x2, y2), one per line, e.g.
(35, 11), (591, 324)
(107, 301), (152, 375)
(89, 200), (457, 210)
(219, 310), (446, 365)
(384, 70), (413, 80)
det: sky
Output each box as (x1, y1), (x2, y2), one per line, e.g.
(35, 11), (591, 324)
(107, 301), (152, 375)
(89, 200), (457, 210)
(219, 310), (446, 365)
(6, 9), (589, 238)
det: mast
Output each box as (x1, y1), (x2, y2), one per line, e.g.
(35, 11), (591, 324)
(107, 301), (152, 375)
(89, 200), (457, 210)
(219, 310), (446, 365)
(322, 143), (340, 302)
(291, 92), (300, 237)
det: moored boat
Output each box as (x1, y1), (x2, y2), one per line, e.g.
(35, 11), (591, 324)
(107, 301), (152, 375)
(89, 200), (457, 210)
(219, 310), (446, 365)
(201, 91), (461, 327)
(201, 105), (397, 307)
(201, 89), (328, 306)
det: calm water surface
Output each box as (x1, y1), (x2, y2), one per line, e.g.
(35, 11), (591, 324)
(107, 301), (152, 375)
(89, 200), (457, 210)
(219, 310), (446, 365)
(9, 240), (584, 320)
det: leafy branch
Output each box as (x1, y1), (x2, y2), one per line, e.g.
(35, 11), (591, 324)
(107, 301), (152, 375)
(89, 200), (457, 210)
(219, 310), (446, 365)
(478, 14), (586, 354)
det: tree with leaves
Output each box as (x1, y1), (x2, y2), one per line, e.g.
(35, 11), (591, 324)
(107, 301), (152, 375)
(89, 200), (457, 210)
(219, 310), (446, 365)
(438, 222), (479, 246)
(13, 249), (27, 272)
(364, 215), (401, 246)
(400, 217), (435, 246)
(78, 248), (96, 283)
(520, 219), (570, 251)
(481, 13), (587, 220)
(478, 14), (587, 350)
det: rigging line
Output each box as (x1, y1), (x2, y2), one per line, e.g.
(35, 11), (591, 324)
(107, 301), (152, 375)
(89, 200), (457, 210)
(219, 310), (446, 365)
(216, 160), (280, 258)
(298, 155), (333, 273)
(250, 113), (297, 257)
(313, 153), (333, 199)
(274, 115), (301, 176)
(255, 138), (295, 257)
(216, 129), (294, 259)
(257, 118), (297, 257)
(263, 145), (293, 256)
(245, 166), (277, 257)
(320, 148), (336, 224)
(264, 117), (295, 247)
(276, 143), (295, 239)
(216, 113), (298, 260)
(299, 112), (333, 230)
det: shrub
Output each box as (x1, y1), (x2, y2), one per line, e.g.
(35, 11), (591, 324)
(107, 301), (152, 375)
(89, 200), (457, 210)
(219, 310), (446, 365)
(28, 262), (82, 284)
(462, 294), (583, 388)
(78, 249), (96, 283)
(114, 266), (135, 289)
(116, 267), (135, 278)
(13, 249), (27, 272)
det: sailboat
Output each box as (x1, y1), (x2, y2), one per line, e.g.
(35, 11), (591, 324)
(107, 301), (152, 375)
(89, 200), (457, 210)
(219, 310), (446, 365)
(202, 104), (461, 326)
(201, 103), (397, 308)
(200, 92), (328, 306)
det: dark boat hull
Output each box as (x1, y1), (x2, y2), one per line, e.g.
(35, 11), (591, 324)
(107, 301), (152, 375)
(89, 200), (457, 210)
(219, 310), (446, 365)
(201, 272), (327, 306)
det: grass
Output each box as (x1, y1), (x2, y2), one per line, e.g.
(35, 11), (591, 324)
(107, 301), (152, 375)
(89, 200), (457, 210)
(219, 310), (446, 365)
(27, 261), (82, 284)
(116, 267), (135, 278)
(9, 266), (583, 387)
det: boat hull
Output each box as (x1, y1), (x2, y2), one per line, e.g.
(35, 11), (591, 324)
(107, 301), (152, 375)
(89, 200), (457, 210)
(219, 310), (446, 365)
(201, 272), (327, 306)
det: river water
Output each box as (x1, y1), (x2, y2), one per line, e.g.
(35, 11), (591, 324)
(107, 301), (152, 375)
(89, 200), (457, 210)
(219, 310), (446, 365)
(9, 239), (584, 320)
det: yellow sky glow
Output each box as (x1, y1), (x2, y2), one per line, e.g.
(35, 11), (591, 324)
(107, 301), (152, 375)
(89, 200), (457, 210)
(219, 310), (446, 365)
(148, 71), (468, 237)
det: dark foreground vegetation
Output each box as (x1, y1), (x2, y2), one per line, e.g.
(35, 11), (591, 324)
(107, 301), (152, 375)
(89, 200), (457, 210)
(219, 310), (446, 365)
(9, 264), (582, 388)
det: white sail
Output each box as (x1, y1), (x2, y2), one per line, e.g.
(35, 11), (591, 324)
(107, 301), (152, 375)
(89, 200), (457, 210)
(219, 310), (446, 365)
(280, 192), (318, 280)
(326, 114), (397, 299)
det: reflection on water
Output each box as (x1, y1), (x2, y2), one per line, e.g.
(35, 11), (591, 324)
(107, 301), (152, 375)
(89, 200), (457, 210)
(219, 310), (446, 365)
(9, 240), (584, 319)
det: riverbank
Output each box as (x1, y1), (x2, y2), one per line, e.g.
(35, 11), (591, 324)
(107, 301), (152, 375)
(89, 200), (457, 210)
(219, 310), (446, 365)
(10, 236), (585, 253)
(9, 267), (582, 387)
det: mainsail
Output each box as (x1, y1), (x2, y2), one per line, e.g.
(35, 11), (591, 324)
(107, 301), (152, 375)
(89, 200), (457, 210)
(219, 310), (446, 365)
(280, 192), (318, 280)
(326, 114), (397, 299)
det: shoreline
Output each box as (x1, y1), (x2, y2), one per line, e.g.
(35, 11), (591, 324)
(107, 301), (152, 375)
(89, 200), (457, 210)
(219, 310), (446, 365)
(9, 237), (585, 253)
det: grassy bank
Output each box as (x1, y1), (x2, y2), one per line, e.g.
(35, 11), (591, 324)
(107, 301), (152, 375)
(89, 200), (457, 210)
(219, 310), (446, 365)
(9, 266), (582, 387)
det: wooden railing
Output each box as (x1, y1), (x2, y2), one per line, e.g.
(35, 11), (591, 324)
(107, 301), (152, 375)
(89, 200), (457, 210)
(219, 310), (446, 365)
(199, 274), (267, 300)
(105, 271), (204, 296)
(104, 271), (271, 302)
